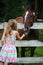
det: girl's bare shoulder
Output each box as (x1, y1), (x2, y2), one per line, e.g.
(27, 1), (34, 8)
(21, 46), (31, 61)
(12, 30), (18, 35)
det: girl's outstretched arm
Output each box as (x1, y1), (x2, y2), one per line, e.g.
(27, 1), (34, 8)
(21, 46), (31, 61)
(16, 31), (25, 40)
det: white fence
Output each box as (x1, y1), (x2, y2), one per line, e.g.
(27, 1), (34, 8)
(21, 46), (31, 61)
(0, 22), (43, 65)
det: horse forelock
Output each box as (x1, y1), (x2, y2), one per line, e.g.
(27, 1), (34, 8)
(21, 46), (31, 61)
(24, 11), (29, 22)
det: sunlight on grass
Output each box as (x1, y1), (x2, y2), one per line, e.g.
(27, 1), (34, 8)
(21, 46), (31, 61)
(34, 47), (43, 57)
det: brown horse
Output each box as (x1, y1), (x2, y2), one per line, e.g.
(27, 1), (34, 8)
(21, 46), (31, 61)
(23, 8), (39, 57)
(16, 9), (39, 57)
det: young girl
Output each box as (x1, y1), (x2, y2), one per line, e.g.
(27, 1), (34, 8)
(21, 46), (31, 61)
(0, 19), (25, 65)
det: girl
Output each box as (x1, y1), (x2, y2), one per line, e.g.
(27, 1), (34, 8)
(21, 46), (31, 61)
(0, 19), (25, 65)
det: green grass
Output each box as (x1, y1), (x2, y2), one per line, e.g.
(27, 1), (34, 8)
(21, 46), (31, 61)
(39, 30), (43, 40)
(34, 47), (43, 57)
(0, 35), (2, 40)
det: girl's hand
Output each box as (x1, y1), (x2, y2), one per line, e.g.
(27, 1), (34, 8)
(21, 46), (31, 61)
(24, 32), (29, 36)
(22, 34), (25, 37)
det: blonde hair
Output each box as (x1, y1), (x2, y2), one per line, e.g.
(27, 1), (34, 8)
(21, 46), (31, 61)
(5, 19), (17, 36)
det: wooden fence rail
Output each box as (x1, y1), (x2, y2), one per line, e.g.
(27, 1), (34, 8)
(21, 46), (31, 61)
(16, 57), (43, 63)
(4, 57), (43, 64)
(0, 40), (43, 47)
(0, 22), (43, 29)
(4, 57), (43, 65)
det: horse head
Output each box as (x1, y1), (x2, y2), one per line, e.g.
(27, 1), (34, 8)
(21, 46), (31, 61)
(15, 10), (34, 32)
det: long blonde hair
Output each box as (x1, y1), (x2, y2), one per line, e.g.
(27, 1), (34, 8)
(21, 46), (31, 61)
(5, 19), (17, 36)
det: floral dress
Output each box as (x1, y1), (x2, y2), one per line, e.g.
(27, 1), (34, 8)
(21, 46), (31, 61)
(0, 32), (17, 63)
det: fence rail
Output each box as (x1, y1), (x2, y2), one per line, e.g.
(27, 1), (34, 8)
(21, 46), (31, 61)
(16, 57), (43, 63)
(0, 40), (43, 47)
(4, 57), (43, 65)
(0, 22), (43, 29)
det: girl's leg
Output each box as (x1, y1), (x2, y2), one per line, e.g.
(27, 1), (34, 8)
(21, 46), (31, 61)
(0, 62), (4, 65)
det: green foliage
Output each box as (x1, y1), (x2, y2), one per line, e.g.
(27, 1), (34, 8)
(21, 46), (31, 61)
(4, 0), (23, 21)
(1, 0), (29, 21)
(1, 0), (43, 22)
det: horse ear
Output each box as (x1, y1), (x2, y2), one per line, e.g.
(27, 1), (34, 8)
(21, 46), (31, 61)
(16, 17), (23, 23)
